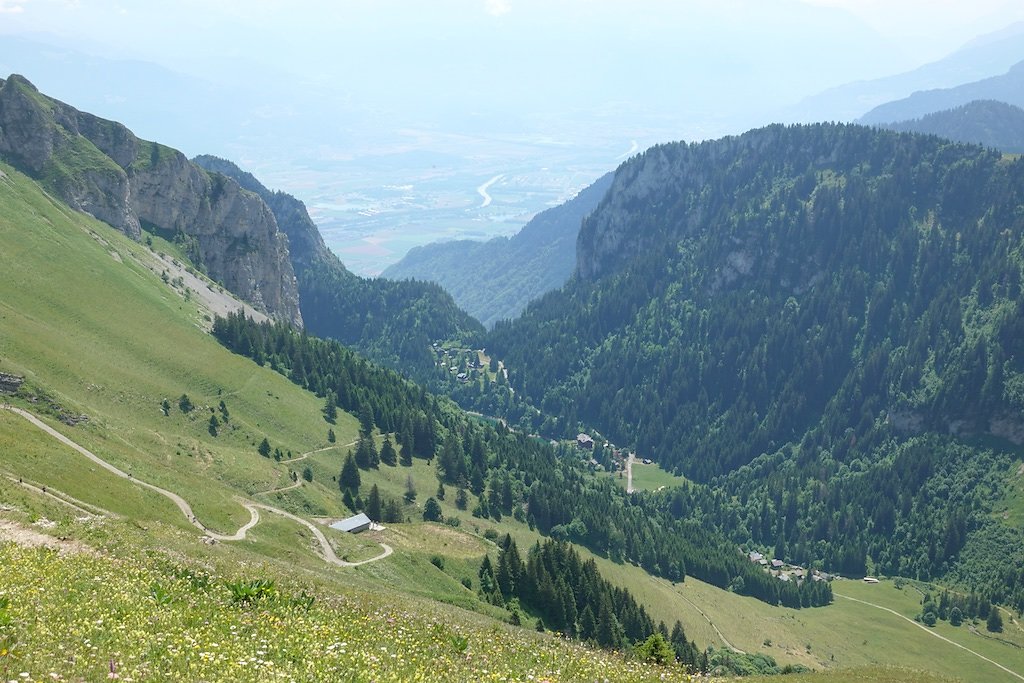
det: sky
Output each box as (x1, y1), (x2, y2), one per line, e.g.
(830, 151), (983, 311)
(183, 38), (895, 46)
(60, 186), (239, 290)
(3, 1), (1024, 141)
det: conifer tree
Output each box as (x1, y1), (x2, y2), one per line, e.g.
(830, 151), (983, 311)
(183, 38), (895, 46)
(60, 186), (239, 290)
(380, 434), (398, 466)
(423, 497), (443, 522)
(340, 452), (360, 493)
(366, 484), (382, 522)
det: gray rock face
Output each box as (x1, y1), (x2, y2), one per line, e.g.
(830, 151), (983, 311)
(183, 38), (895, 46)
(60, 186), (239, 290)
(0, 372), (24, 394)
(0, 75), (301, 327)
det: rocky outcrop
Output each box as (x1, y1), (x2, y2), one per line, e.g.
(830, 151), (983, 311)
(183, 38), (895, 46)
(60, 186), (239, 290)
(0, 372), (24, 394)
(0, 75), (301, 327)
(192, 155), (334, 274)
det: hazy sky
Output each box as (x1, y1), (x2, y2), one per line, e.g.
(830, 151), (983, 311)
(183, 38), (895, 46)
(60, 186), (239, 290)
(4, 1), (1024, 142)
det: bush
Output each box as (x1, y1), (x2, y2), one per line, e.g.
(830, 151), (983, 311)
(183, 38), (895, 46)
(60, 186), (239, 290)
(430, 555), (445, 570)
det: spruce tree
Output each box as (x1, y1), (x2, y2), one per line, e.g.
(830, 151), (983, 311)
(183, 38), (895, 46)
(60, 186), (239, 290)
(367, 484), (382, 522)
(987, 607), (1004, 633)
(324, 391), (338, 424)
(423, 497), (443, 522)
(340, 452), (360, 493)
(258, 438), (271, 458)
(380, 435), (398, 466)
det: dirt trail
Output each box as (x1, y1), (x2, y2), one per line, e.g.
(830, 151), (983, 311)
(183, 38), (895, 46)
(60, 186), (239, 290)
(834, 591), (1024, 681)
(281, 442), (355, 464)
(2, 405), (391, 567)
(676, 590), (745, 653)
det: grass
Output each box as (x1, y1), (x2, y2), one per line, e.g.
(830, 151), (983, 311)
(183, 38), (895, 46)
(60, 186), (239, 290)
(994, 459), (1024, 528)
(0, 542), (696, 682)
(618, 460), (689, 492)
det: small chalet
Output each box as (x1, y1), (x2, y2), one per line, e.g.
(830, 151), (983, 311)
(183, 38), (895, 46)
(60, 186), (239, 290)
(770, 559), (784, 569)
(576, 433), (595, 450)
(330, 513), (372, 534)
(748, 551), (764, 563)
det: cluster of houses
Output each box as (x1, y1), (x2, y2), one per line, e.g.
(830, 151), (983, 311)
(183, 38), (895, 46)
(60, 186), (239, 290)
(432, 343), (486, 383)
(746, 550), (832, 584)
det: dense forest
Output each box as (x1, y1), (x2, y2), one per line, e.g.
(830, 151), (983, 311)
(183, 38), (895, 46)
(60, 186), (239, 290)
(480, 536), (704, 670)
(878, 99), (1024, 153)
(212, 311), (832, 610)
(484, 123), (1024, 610)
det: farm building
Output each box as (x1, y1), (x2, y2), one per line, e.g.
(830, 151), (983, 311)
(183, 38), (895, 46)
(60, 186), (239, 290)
(331, 513), (372, 534)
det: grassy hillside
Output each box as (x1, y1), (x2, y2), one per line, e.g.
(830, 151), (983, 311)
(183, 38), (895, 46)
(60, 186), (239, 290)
(0, 160), (1009, 682)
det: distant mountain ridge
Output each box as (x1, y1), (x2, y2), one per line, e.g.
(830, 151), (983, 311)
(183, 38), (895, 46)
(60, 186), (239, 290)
(192, 155), (484, 372)
(788, 22), (1024, 123)
(877, 100), (1024, 153)
(0, 74), (302, 326)
(382, 173), (614, 327)
(859, 60), (1024, 124)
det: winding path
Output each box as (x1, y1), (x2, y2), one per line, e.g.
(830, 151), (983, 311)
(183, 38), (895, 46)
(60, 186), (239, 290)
(676, 590), (744, 653)
(280, 442), (355, 464)
(834, 591), (1024, 681)
(2, 405), (392, 567)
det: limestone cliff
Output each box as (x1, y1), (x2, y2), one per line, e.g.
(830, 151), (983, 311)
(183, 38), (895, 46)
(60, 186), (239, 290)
(0, 74), (301, 327)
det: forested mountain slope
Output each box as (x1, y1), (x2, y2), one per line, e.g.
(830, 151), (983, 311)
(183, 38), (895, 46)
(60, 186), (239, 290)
(877, 99), (1024, 153)
(382, 173), (614, 327)
(192, 155), (484, 373)
(494, 123), (1024, 477)
(487, 123), (1024, 605)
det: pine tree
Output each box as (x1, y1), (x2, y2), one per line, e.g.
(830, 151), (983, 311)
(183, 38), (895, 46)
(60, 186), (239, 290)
(340, 452), (360, 493)
(383, 497), (404, 523)
(987, 607), (1004, 633)
(355, 435), (378, 469)
(580, 605), (597, 641)
(423, 497), (443, 522)
(358, 403), (375, 438)
(367, 484), (382, 522)
(324, 391), (338, 424)
(302, 465), (313, 483)
(436, 482), (446, 501)
(327, 428), (336, 443)
(380, 435), (398, 466)
(178, 394), (193, 413)
(258, 438), (271, 458)
(208, 414), (219, 436)
(455, 488), (469, 510)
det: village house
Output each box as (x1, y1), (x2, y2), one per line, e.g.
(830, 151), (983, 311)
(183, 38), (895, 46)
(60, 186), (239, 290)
(576, 433), (595, 450)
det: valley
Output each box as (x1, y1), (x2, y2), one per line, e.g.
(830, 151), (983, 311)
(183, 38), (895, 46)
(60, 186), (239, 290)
(3, 26), (1024, 677)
